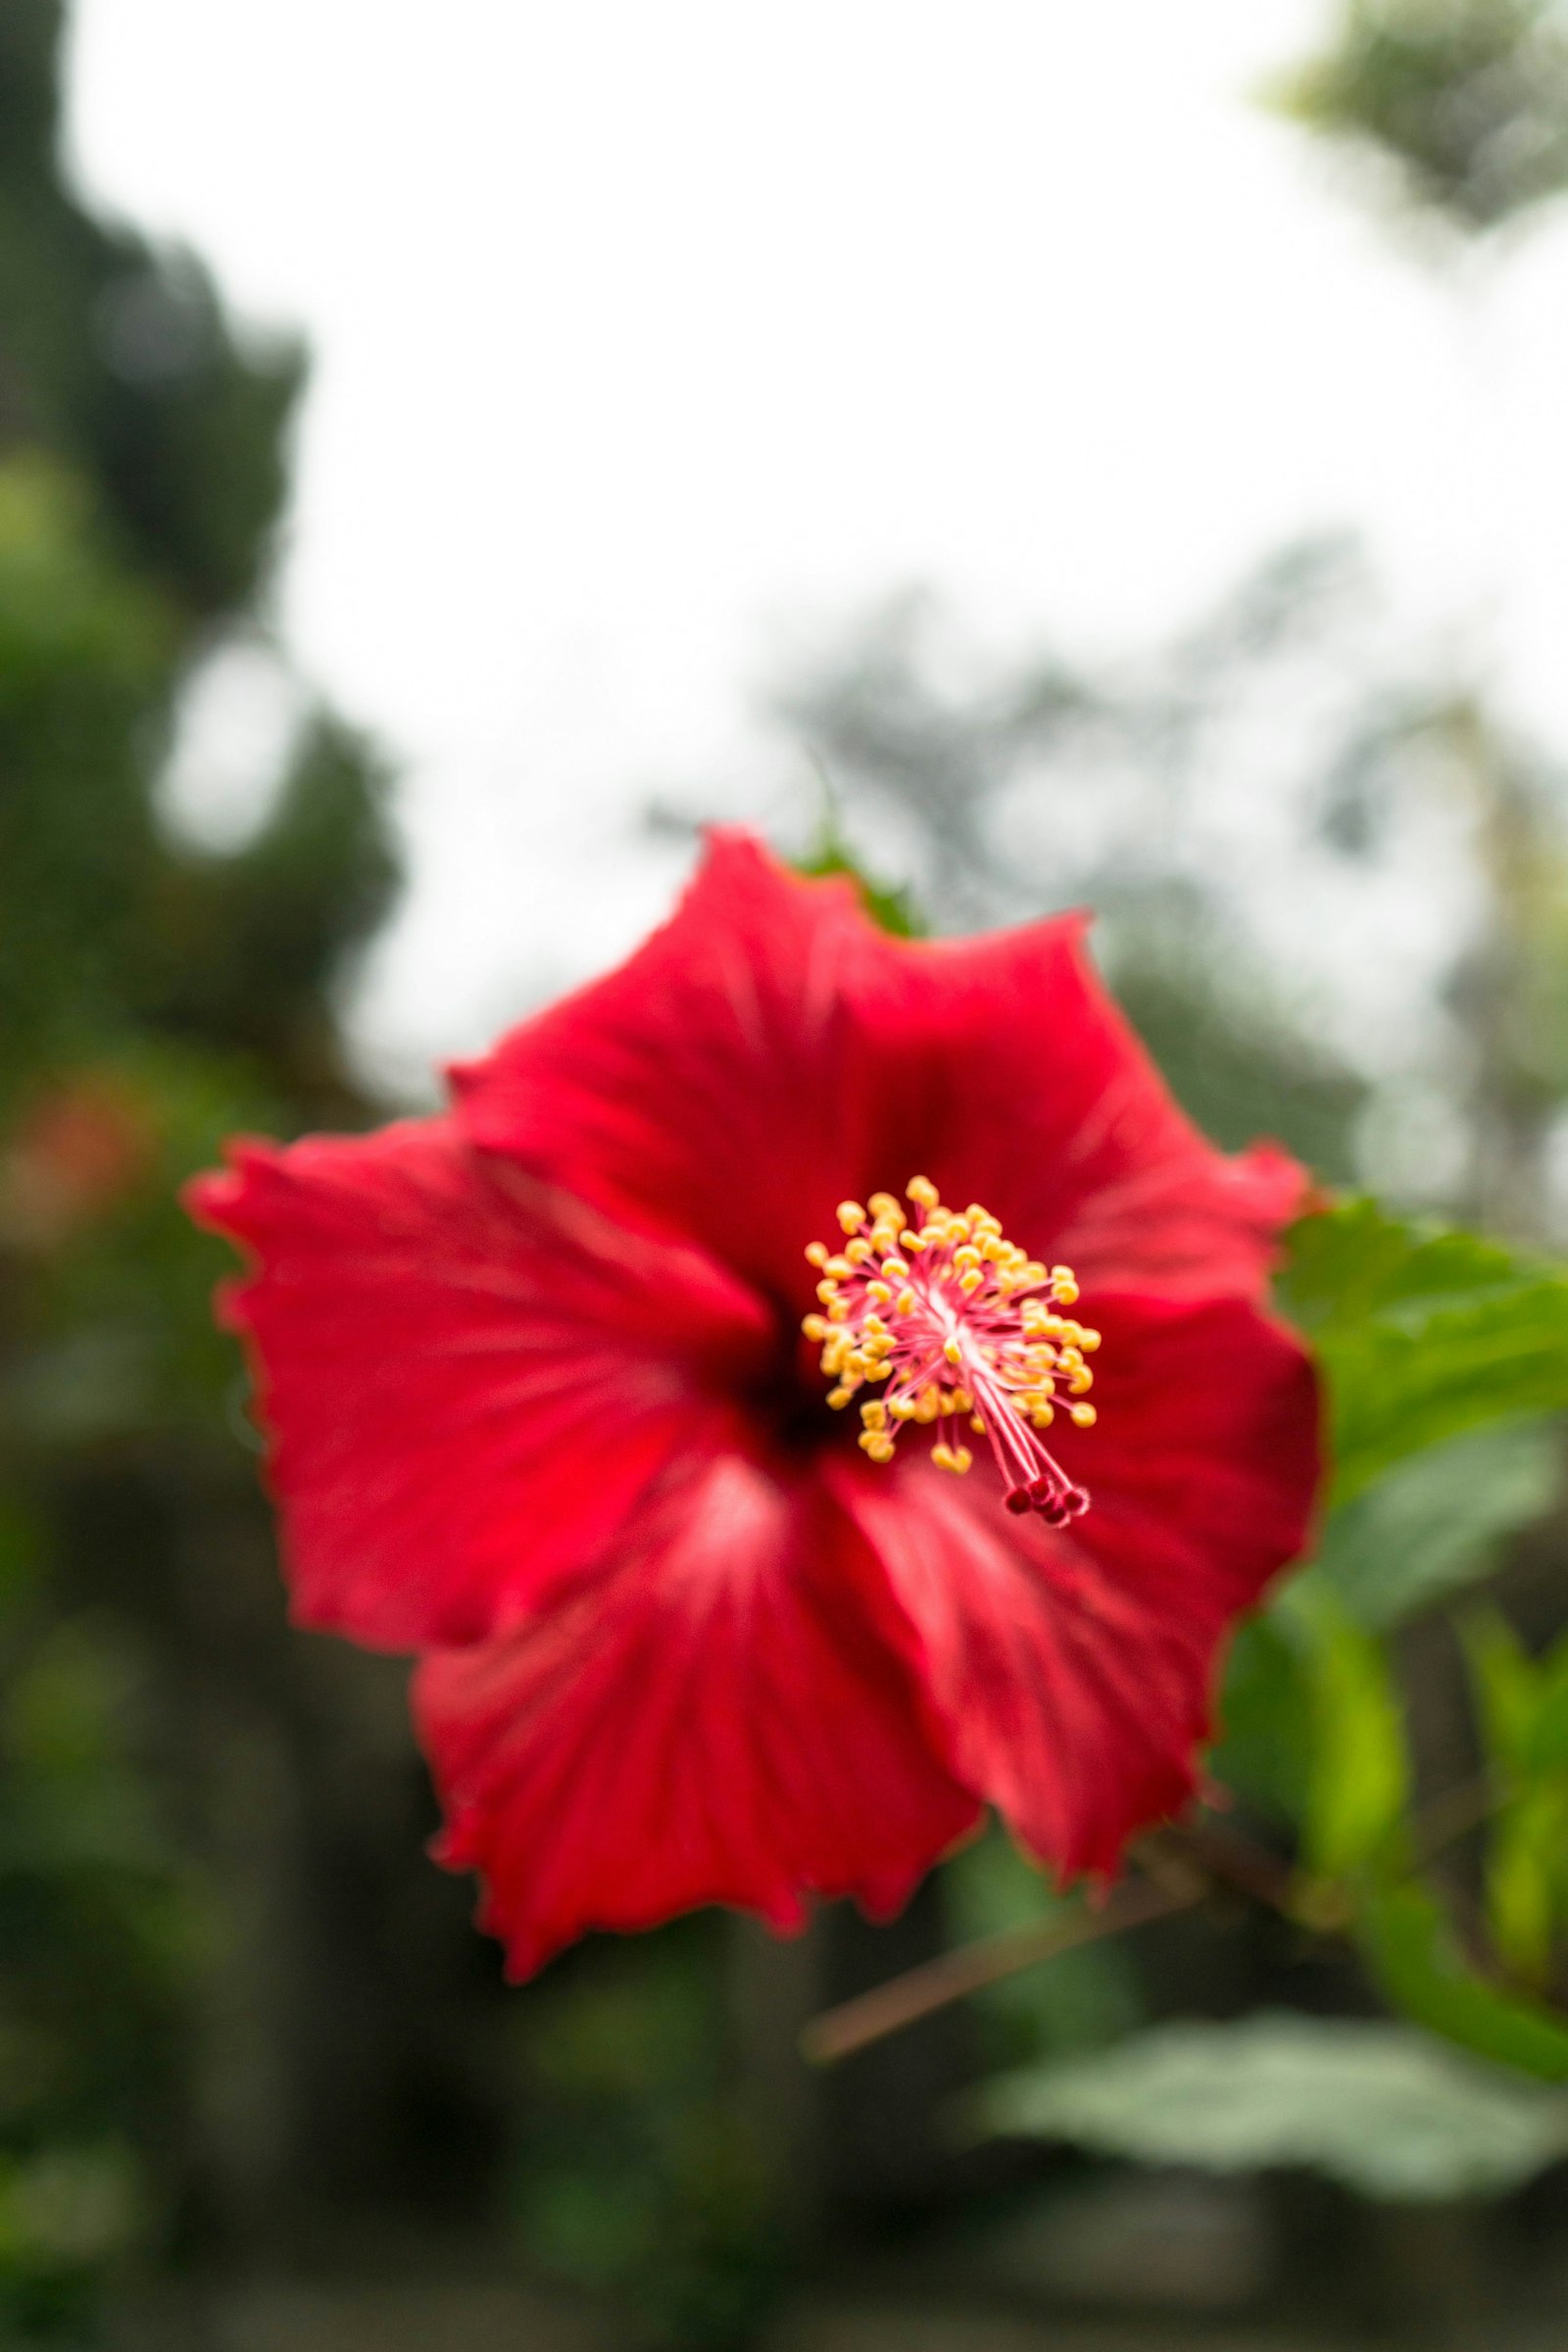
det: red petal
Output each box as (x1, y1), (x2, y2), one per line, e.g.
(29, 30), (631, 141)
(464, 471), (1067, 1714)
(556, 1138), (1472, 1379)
(185, 1119), (773, 1648)
(849, 915), (1306, 1300)
(415, 1452), (979, 1979)
(832, 1292), (1319, 1877)
(454, 832), (1301, 1305)
(451, 831), (889, 1298)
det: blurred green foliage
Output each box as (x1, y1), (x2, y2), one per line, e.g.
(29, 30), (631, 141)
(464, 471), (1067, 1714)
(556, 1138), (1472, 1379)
(0, 1586), (193, 2340)
(0, 0), (302, 614)
(0, 3), (397, 2335)
(1273, 0), (1568, 232)
(1306, 1415), (1560, 1629)
(507, 1925), (783, 2351)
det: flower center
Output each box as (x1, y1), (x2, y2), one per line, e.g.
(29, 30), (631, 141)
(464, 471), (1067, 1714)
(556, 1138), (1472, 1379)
(802, 1177), (1099, 1524)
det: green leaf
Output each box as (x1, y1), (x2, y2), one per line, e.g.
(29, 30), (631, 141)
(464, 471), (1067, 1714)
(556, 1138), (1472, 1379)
(975, 2013), (1568, 2200)
(1288, 1590), (1409, 1879)
(1306, 1416), (1562, 1630)
(1463, 1607), (1541, 1769)
(1210, 1614), (1314, 1824)
(1485, 1786), (1568, 1987)
(1457, 1612), (1568, 1983)
(1280, 1200), (1568, 1504)
(794, 835), (925, 938)
(1516, 1628), (1568, 1777)
(1357, 1884), (1568, 2082)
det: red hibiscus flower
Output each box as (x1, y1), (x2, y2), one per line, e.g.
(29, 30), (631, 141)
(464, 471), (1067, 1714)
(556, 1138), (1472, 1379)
(187, 831), (1319, 1980)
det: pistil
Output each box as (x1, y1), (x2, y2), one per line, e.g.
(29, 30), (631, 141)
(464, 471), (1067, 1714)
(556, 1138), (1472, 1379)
(803, 1177), (1099, 1523)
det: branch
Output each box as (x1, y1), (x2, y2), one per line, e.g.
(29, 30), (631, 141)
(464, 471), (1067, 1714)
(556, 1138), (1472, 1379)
(799, 1872), (1194, 2067)
(796, 1781), (1550, 2070)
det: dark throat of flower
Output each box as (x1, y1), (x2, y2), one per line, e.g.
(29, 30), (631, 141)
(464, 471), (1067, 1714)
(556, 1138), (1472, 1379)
(803, 1178), (1099, 1524)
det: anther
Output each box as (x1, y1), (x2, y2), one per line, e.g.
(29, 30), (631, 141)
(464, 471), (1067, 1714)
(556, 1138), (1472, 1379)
(804, 1182), (1100, 1523)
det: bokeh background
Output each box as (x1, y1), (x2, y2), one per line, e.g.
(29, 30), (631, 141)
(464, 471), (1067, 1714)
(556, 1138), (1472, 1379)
(10, 0), (1568, 2344)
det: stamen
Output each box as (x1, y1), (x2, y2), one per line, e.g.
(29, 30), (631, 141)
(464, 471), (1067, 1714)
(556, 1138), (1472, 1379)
(803, 1180), (1099, 1522)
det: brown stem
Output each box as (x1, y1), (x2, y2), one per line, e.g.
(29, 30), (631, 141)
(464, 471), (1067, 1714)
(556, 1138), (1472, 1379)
(796, 1781), (1548, 2070)
(1153, 1817), (1297, 1911)
(799, 1872), (1194, 2067)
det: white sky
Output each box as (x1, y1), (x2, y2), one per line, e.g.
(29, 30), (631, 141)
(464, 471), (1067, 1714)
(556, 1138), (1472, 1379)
(65, 0), (1568, 1090)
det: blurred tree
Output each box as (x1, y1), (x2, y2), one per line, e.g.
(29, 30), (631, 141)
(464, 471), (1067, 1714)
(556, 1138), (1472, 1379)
(1272, 0), (1568, 235)
(767, 554), (1371, 1187)
(0, 0), (302, 612)
(1272, 0), (1568, 1239)
(0, 5), (478, 2340)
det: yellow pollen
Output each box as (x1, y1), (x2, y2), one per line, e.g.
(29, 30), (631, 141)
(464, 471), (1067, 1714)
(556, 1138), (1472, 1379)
(803, 1184), (1100, 1522)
